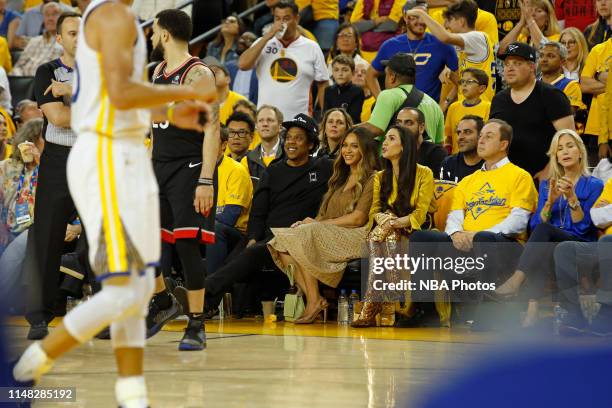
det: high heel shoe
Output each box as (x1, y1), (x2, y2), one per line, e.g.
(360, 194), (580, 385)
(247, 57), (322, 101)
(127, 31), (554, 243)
(351, 301), (382, 328)
(295, 298), (329, 324)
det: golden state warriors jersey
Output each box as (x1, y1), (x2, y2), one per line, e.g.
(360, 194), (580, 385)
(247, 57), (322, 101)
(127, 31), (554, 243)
(71, 0), (150, 139)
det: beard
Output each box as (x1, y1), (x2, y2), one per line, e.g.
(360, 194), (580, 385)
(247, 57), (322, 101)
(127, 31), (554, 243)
(150, 42), (165, 62)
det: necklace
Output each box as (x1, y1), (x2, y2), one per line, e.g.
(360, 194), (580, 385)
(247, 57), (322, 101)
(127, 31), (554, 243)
(559, 196), (568, 229)
(406, 36), (424, 58)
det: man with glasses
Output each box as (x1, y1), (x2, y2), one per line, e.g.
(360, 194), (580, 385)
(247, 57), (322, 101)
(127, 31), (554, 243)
(226, 111), (255, 161)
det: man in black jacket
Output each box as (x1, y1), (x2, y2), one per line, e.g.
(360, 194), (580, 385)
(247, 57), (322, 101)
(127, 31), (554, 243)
(203, 113), (333, 307)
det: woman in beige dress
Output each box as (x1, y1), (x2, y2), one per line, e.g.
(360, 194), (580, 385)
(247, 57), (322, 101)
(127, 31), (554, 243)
(267, 127), (379, 323)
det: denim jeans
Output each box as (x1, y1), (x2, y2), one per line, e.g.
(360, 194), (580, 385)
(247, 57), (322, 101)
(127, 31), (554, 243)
(206, 222), (245, 276)
(312, 19), (339, 52)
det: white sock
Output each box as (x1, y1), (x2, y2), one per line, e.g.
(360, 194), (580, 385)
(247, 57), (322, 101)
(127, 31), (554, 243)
(115, 376), (148, 408)
(13, 342), (53, 382)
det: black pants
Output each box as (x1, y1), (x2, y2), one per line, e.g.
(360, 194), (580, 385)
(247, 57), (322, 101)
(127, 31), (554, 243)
(204, 241), (286, 306)
(517, 223), (583, 300)
(409, 230), (522, 302)
(25, 142), (77, 324)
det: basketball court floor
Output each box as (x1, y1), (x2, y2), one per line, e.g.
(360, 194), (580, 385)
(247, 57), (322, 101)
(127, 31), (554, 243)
(6, 318), (604, 407)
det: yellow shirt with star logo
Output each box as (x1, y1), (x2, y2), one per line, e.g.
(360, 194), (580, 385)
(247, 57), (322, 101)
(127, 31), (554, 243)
(451, 162), (537, 240)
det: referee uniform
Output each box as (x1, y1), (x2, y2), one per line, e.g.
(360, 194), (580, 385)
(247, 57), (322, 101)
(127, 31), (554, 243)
(25, 58), (79, 336)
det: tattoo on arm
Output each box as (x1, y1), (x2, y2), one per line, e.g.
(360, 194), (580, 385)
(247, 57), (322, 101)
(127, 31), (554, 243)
(183, 64), (208, 86)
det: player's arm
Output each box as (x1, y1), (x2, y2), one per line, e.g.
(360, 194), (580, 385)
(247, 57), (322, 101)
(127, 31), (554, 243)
(91, 3), (210, 109)
(405, 8), (465, 47)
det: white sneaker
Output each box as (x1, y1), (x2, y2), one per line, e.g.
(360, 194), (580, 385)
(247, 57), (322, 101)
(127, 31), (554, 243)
(13, 342), (53, 383)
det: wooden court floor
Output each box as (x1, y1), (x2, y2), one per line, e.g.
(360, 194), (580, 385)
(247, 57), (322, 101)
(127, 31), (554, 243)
(6, 318), (599, 408)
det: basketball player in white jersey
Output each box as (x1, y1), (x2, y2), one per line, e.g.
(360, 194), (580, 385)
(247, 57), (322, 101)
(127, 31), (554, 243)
(13, 0), (220, 406)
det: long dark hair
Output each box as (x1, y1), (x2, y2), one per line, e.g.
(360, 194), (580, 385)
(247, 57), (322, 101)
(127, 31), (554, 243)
(380, 125), (418, 217)
(319, 108), (353, 156)
(211, 13), (246, 46)
(318, 127), (379, 217)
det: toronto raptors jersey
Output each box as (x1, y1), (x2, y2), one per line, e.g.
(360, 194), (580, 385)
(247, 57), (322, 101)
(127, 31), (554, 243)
(71, 0), (150, 139)
(151, 57), (206, 162)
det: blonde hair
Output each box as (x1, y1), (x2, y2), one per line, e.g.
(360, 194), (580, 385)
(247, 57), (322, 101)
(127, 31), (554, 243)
(532, 0), (561, 37)
(559, 27), (589, 73)
(547, 129), (589, 181)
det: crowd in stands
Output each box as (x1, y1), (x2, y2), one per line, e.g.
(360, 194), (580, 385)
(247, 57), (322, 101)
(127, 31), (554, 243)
(0, 0), (611, 338)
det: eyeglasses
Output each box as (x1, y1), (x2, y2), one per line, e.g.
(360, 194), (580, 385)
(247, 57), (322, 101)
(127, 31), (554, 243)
(459, 79), (480, 85)
(337, 32), (354, 39)
(228, 129), (250, 139)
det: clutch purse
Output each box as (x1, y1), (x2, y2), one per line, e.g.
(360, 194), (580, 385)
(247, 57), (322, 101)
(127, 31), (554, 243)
(283, 264), (305, 322)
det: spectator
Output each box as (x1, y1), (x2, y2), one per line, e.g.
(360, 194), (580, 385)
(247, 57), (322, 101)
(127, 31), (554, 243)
(367, 0), (459, 103)
(0, 110), (10, 159)
(132, 0), (188, 21)
(202, 113), (333, 315)
(231, 98), (261, 151)
(226, 111), (255, 161)
(14, 98), (41, 127)
(11, 2), (62, 76)
(316, 107), (353, 159)
(362, 53), (446, 144)
(349, 0), (404, 58)
(24, 11), (79, 340)
(584, 0), (612, 50)
(555, 0), (597, 32)
(440, 115), (485, 182)
(0, 66), (11, 114)
(430, 0), (499, 45)
(353, 59), (375, 122)
(239, 1), (329, 122)
(207, 127), (253, 276)
(326, 22), (367, 75)
(0, 118), (42, 257)
(490, 42), (573, 179)
(323, 55), (365, 124)
(268, 126), (378, 323)
(204, 57), (246, 125)
(580, 37), (611, 159)
(0, 0), (21, 49)
(395, 107), (447, 176)
(593, 142), (612, 180)
(495, 129), (604, 328)
(227, 31), (258, 104)
(598, 60), (612, 162)
(241, 104), (285, 189)
(14, 0), (71, 49)
(474, 0), (520, 40)
(553, 179), (612, 336)
(295, 0), (340, 54)
(409, 119), (537, 328)
(352, 125), (435, 327)
(539, 42), (586, 112)
(206, 14), (245, 66)
(409, 0), (496, 105)
(499, 0), (560, 53)
(559, 27), (589, 80)
(0, 36), (10, 73)
(444, 68), (490, 154)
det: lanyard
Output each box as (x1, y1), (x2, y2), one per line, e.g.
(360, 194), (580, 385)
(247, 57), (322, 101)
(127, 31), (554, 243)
(16, 166), (39, 199)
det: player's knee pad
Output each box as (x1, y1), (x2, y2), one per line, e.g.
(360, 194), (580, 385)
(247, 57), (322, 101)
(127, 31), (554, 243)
(111, 315), (145, 349)
(63, 283), (140, 343)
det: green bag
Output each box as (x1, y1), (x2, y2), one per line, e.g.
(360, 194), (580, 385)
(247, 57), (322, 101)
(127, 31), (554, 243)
(283, 264), (305, 322)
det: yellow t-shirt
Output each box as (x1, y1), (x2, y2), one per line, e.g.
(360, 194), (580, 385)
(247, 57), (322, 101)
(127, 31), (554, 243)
(550, 76), (586, 110)
(220, 91), (247, 126)
(594, 178), (612, 235)
(369, 165), (435, 232)
(600, 59), (612, 143)
(451, 162), (538, 240)
(360, 95), (375, 123)
(0, 37), (11, 74)
(350, 0), (405, 23)
(457, 32), (496, 102)
(295, 0), (339, 20)
(583, 39), (612, 139)
(431, 8), (499, 46)
(444, 100), (491, 153)
(216, 156), (253, 234)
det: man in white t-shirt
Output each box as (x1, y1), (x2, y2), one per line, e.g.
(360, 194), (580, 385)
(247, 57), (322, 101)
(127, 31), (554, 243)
(405, 0), (496, 104)
(238, 0), (329, 121)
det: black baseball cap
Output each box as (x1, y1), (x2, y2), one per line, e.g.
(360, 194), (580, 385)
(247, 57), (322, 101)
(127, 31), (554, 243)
(282, 113), (318, 139)
(381, 52), (417, 76)
(498, 42), (537, 62)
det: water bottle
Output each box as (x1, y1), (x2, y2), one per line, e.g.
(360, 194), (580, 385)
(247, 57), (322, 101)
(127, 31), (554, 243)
(338, 290), (349, 325)
(348, 290), (359, 323)
(553, 304), (568, 335)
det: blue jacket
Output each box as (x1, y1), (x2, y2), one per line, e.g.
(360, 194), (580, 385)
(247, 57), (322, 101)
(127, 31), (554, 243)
(530, 175), (604, 241)
(226, 61), (258, 105)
